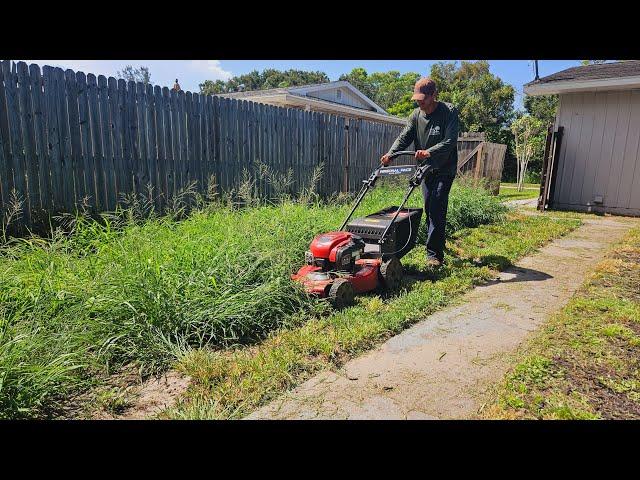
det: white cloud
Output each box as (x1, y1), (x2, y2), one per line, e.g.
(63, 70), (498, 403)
(188, 60), (233, 80)
(18, 59), (234, 92)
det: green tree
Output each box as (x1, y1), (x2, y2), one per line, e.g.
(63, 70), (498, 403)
(338, 68), (420, 114)
(511, 114), (545, 191)
(580, 60), (608, 65)
(370, 71), (421, 111)
(337, 67), (376, 99)
(200, 69), (330, 96)
(117, 65), (151, 85)
(523, 94), (558, 127)
(386, 93), (415, 117)
(429, 61), (516, 143)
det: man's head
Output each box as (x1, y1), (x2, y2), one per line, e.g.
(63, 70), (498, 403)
(411, 77), (437, 112)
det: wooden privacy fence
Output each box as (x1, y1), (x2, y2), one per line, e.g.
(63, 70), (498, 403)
(0, 60), (406, 227)
(0, 60), (507, 228)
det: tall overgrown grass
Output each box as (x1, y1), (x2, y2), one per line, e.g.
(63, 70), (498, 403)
(0, 166), (507, 418)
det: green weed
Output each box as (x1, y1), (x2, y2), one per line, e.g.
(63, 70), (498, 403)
(0, 175), (508, 418)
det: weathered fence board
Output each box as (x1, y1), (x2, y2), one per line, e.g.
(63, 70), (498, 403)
(98, 75), (114, 210)
(0, 62), (11, 208)
(87, 74), (105, 210)
(154, 86), (166, 205)
(457, 134), (507, 194)
(77, 72), (94, 208)
(3, 61), (29, 223)
(16, 62), (37, 213)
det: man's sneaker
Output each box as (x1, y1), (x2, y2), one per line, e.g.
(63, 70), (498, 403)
(425, 257), (443, 268)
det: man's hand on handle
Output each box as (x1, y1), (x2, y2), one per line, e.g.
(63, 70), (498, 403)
(415, 150), (431, 161)
(382, 150), (430, 166)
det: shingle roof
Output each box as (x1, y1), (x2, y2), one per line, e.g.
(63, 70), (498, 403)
(525, 60), (640, 86)
(217, 81), (338, 98)
(217, 87), (293, 98)
(216, 80), (388, 115)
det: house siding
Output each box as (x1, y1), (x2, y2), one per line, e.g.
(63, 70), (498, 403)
(553, 90), (640, 216)
(307, 87), (372, 110)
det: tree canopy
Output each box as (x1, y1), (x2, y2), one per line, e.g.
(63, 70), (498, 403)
(523, 94), (558, 127)
(117, 65), (151, 85)
(199, 69), (330, 95)
(339, 69), (420, 113)
(429, 61), (515, 144)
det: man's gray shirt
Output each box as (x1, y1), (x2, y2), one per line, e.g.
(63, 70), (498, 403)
(387, 102), (459, 177)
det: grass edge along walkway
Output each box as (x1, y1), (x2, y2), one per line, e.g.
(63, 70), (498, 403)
(477, 225), (640, 420)
(162, 211), (582, 420)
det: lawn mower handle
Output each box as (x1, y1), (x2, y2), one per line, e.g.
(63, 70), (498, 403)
(388, 150), (417, 160)
(340, 150), (438, 232)
(339, 134), (436, 233)
(339, 154), (416, 231)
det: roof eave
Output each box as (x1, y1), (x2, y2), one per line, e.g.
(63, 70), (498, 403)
(228, 93), (404, 125)
(524, 75), (640, 96)
(281, 94), (404, 124)
(290, 80), (388, 114)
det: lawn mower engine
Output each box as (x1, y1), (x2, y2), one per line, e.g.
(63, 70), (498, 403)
(292, 231), (384, 308)
(292, 207), (421, 307)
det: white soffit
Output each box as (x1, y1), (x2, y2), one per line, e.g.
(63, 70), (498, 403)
(525, 75), (640, 95)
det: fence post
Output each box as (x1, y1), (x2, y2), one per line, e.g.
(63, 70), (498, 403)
(474, 141), (484, 182)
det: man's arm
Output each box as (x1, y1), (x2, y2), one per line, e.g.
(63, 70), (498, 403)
(385, 111), (417, 157)
(424, 107), (459, 169)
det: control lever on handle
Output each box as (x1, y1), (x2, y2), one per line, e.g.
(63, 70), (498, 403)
(409, 163), (438, 187)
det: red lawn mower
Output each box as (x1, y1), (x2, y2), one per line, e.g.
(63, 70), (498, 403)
(292, 151), (438, 307)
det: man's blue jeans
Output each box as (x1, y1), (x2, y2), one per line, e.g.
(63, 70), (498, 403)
(420, 174), (455, 262)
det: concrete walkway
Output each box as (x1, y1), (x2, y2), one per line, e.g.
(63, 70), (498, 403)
(505, 197), (538, 208)
(246, 214), (639, 420)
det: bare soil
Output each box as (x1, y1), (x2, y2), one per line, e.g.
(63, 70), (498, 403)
(552, 355), (640, 420)
(92, 370), (190, 420)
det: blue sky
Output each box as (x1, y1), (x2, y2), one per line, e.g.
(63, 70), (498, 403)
(22, 59), (581, 110)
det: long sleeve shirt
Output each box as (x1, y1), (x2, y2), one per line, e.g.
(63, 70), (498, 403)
(387, 102), (459, 176)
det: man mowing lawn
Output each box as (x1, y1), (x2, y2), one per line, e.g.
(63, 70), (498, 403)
(381, 77), (459, 268)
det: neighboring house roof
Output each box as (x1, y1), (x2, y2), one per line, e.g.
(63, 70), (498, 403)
(216, 80), (407, 126)
(219, 80), (387, 113)
(524, 60), (640, 96)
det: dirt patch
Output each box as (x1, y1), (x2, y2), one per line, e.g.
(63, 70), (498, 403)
(553, 356), (640, 419)
(93, 370), (191, 420)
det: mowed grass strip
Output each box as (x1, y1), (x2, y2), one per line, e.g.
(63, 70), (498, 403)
(500, 183), (541, 190)
(0, 181), (507, 419)
(497, 184), (541, 202)
(479, 226), (640, 420)
(164, 211), (581, 419)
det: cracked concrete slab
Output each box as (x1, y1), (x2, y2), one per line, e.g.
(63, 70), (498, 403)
(246, 214), (639, 420)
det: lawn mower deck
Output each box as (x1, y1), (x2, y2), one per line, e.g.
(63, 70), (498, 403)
(292, 151), (438, 308)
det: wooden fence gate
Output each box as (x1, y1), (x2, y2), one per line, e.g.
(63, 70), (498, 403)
(456, 132), (507, 194)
